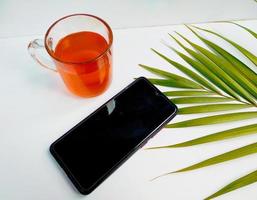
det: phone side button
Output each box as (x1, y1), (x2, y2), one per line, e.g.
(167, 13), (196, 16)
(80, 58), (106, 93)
(141, 139), (149, 148)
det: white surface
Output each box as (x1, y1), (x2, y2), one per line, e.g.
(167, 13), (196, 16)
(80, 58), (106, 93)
(1, 0), (257, 38)
(1, 19), (257, 200)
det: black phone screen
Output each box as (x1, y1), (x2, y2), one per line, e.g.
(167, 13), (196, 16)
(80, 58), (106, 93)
(50, 77), (177, 194)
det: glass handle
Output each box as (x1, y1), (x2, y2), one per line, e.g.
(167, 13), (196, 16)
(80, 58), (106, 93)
(28, 39), (57, 72)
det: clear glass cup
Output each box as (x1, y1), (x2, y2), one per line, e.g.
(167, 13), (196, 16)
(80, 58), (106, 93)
(28, 14), (113, 97)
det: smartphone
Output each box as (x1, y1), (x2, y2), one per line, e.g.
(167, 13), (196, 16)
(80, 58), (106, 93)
(50, 77), (177, 194)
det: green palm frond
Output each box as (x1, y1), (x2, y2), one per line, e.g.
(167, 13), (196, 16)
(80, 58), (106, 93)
(226, 22), (257, 39)
(186, 26), (257, 86)
(139, 64), (202, 89)
(170, 96), (234, 104)
(192, 25), (257, 66)
(167, 43), (245, 101)
(166, 112), (257, 128)
(163, 90), (215, 96)
(153, 142), (257, 175)
(140, 22), (257, 199)
(178, 104), (252, 114)
(148, 124), (257, 148)
(147, 78), (200, 89)
(151, 49), (221, 93)
(175, 31), (257, 103)
(205, 169), (257, 200)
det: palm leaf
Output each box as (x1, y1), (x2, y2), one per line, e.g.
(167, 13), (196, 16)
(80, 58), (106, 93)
(139, 64), (202, 89)
(152, 143), (257, 181)
(163, 90), (215, 96)
(188, 25), (257, 86)
(141, 23), (257, 199)
(227, 21), (257, 39)
(172, 142), (257, 173)
(148, 124), (257, 149)
(205, 169), (257, 200)
(178, 104), (252, 114)
(193, 25), (257, 66)
(176, 30), (257, 103)
(147, 78), (200, 89)
(171, 97), (233, 104)
(151, 49), (220, 93)
(184, 27), (257, 99)
(166, 111), (257, 128)
(167, 41), (241, 100)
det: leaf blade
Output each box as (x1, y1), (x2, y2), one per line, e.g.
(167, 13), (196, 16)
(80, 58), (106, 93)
(178, 28), (257, 104)
(166, 111), (257, 128)
(151, 49), (220, 93)
(139, 64), (202, 89)
(148, 78), (199, 89)
(178, 104), (252, 114)
(190, 25), (257, 86)
(173, 142), (257, 173)
(193, 25), (257, 66)
(227, 21), (257, 39)
(168, 37), (241, 100)
(171, 97), (233, 104)
(149, 124), (257, 149)
(205, 169), (257, 200)
(163, 90), (215, 96)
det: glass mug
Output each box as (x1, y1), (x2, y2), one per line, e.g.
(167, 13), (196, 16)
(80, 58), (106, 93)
(28, 14), (113, 97)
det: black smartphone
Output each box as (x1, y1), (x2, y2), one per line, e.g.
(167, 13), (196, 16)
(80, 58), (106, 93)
(50, 77), (177, 195)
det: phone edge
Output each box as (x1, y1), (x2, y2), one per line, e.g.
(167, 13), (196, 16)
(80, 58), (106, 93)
(49, 76), (178, 195)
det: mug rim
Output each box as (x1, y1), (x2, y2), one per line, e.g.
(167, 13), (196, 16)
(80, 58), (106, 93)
(44, 13), (113, 65)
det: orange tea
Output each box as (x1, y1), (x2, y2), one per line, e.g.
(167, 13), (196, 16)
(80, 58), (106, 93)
(53, 31), (112, 97)
(28, 14), (113, 97)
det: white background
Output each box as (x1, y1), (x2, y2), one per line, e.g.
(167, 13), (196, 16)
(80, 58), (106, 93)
(1, 0), (257, 37)
(0, 1), (257, 200)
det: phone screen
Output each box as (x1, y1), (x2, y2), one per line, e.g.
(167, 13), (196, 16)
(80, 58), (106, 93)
(50, 77), (177, 194)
